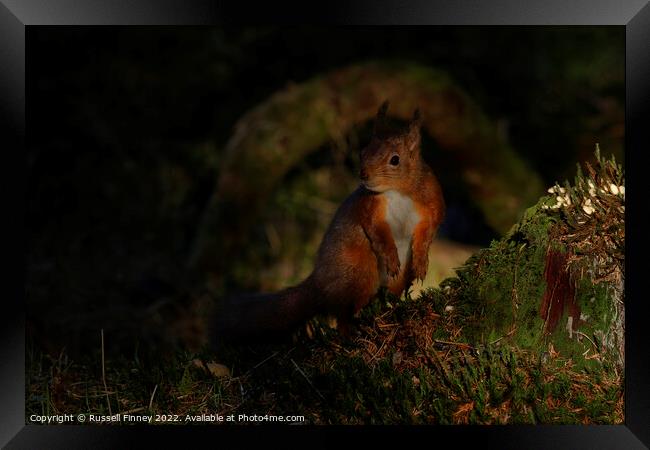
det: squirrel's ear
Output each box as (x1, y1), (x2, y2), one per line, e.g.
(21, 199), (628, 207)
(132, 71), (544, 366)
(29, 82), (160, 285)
(373, 100), (390, 136)
(377, 100), (390, 118)
(406, 108), (422, 153)
(410, 108), (422, 129)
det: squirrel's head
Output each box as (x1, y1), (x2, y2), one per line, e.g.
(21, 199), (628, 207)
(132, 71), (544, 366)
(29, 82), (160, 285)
(359, 101), (423, 193)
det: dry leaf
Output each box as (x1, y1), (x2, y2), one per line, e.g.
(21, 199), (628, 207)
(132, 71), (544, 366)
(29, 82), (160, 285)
(192, 359), (206, 369)
(205, 362), (231, 378)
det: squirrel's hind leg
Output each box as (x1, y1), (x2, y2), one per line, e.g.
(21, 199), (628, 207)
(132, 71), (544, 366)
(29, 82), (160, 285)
(317, 240), (380, 337)
(332, 278), (378, 338)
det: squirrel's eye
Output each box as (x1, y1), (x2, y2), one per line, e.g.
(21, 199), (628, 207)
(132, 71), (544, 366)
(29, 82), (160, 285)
(389, 155), (400, 166)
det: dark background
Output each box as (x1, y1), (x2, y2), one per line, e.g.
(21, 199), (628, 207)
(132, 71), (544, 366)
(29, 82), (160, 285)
(26, 26), (625, 354)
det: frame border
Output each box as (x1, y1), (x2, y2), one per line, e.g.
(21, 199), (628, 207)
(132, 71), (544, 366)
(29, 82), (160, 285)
(3, 1), (648, 448)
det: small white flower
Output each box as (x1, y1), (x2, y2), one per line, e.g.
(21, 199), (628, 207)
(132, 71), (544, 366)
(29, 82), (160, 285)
(542, 205), (549, 210)
(547, 187), (556, 194)
(619, 186), (625, 196)
(556, 196), (564, 204)
(444, 305), (454, 312)
(584, 198), (592, 206)
(559, 187), (566, 194)
(583, 205), (594, 215)
(588, 180), (595, 189)
(564, 195), (571, 205)
(609, 184), (619, 195)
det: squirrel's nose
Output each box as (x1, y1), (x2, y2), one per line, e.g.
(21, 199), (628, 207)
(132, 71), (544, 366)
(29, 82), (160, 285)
(359, 168), (369, 181)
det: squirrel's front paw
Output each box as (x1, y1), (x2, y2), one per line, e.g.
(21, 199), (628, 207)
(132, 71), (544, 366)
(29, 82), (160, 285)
(412, 253), (428, 282)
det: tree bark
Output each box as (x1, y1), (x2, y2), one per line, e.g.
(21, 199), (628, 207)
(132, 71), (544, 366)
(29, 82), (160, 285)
(445, 153), (624, 371)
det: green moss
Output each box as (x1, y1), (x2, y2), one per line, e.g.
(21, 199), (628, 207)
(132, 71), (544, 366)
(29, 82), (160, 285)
(450, 200), (554, 350)
(432, 151), (623, 373)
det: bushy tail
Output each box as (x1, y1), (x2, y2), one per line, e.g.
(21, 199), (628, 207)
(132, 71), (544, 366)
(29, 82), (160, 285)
(211, 279), (319, 345)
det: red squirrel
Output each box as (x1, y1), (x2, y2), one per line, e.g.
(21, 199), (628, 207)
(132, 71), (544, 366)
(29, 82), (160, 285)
(212, 102), (445, 343)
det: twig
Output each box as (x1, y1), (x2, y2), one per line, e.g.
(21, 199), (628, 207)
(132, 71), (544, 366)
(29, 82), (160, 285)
(100, 329), (112, 415)
(122, 406), (146, 415)
(290, 358), (325, 400)
(368, 328), (397, 364)
(490, 336), (505, 346)
(199, 385), (214, 405)
(252, 351), (280, 370)
(434, 339), (473, 350)
(377, 323), (400, 328)
(575, 331), (598, 351)
(489, 327), (517, 346)
(148, 384), (158, 411)
(242, 351), (280, 377)
(357, 338), (378, 353)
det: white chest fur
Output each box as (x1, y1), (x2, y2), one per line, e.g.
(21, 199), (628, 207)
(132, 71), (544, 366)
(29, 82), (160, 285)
(383, 190), (421, 269)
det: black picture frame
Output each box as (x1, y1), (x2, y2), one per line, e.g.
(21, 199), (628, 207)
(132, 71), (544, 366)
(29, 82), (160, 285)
(3, 1), (648, 448)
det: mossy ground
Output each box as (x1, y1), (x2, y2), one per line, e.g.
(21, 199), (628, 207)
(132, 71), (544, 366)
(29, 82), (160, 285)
(26, 287), (623, 425)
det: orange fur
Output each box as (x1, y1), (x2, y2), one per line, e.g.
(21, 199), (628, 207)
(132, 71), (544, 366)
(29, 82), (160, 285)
(212, 102), (445, 344)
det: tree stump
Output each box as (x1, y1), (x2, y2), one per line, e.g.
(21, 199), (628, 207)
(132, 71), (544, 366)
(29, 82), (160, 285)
(442, 150), (624, 371)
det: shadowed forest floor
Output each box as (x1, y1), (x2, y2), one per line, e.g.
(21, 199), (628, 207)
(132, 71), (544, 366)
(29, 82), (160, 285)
(26, 285), (623, 425)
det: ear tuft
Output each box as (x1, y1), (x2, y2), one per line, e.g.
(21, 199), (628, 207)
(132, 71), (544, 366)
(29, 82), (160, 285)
(373, 100), (390, 136)
(407, 108), (422, 153)
(411, 108), (422, 128)
(377, 100), (390, 118)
